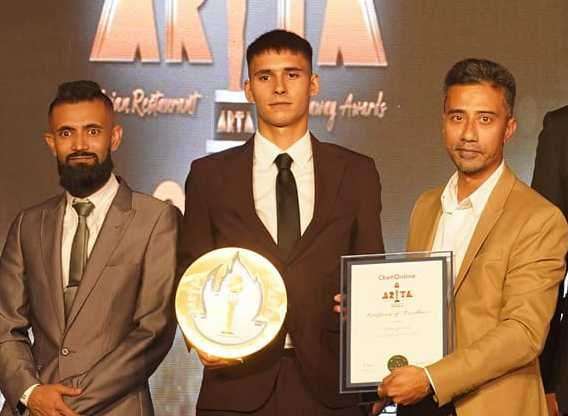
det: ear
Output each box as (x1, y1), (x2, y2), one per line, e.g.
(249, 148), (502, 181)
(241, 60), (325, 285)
(110, 125), (123, 152)
(244, 79), (255, 103)
(309, 74), (320, 97)
(43, 132), (57, 157)
(503, 117), (517, 144)
(440, 111), (447, 137)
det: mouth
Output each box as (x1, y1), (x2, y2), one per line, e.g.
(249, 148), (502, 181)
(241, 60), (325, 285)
(66, 153), (98, 164)
(455, 148), (481, 160)
(69, 156), (95, 162)
(269, 102), (292, 108)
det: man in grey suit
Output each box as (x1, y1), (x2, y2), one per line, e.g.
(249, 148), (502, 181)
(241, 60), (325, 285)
(0, 81), (180, 415)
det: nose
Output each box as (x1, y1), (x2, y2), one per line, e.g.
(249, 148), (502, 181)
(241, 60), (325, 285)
(71, 132), (89, 152)
(274, 74), (287, 95)
(462, 118), (478, 142)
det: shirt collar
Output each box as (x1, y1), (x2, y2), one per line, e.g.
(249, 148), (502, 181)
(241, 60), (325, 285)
(253, 130), (312, 170)
(440, 161), (505, 217)
(66, 173), (119, 210)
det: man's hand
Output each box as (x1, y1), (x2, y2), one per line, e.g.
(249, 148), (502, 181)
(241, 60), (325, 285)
(28, 384), (81, 416)
(196, 350), (243, 369)
(546, 393), (560, 416)
(370, 399), (388, 415)
(333, 293), (344, 314)
(380, 365), (431, 406)
(183, 336), (242, 368)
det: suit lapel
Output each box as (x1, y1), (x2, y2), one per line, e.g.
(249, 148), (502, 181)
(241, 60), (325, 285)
(287, 135), (347, 264)
(40, 195), (66, 335)
(453, 166), (515, 294)
(221, 138), (283, 262)
(65, 181), (135, 328)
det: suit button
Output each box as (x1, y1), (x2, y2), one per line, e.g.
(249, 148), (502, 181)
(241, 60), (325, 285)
(61, 348), (70, 356)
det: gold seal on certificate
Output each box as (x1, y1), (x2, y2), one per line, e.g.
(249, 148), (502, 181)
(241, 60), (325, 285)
(176, 247), (287, 360)
(387, 355), (409, 371)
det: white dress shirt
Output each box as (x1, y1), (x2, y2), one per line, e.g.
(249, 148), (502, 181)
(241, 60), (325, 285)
(253, 130), (315, 241)
(425, 161), (504, 395)
(61, 174), (120, 287)
(21, 174), (120, 407)
(432, 161), (504, 280)
(252, 130), (314, 348)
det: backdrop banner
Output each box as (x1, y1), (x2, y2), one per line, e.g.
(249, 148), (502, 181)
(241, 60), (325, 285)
(1, 1), (567, 414)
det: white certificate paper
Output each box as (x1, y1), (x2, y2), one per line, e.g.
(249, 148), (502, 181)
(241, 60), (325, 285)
(340, 253), (451, 392)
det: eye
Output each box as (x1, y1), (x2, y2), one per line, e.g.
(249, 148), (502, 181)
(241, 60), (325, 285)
(258, 74), (270, 81)
(59, 129), (72, 137)
(449, 114), (464, 122)
(479, 115), (492, 124)
(87, 128), (101, 136)
(288, 72), (300, 79)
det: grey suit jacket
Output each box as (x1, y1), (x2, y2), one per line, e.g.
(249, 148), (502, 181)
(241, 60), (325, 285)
(0, 180), (180, 415)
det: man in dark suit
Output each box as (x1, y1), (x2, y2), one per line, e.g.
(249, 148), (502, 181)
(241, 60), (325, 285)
(0, 81), (180, 415)
(178, 30), (384, 415)
(532, 105), (568, 416)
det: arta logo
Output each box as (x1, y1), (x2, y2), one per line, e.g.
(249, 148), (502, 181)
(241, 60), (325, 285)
(90, 0), (387, 68)
(90, 0), (389, 148)
(382, 282), (414, 304)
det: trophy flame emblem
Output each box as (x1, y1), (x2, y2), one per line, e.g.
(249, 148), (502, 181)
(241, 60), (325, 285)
(176, 247), (287, 359)
(195, 252), (266, 344)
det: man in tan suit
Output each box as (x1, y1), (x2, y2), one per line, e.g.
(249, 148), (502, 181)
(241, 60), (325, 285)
(378, 59), (568, 416)
(0, 81), (180, 415)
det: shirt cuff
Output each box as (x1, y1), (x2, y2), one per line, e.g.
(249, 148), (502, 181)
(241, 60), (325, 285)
(20, 384), (40, 407)
(424, 368), (439, 401)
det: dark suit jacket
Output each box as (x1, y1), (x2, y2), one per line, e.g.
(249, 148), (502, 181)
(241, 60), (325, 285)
(178, 135), (384, 412)
(0, 180), (180, 415)
(532, 105), (568, 410)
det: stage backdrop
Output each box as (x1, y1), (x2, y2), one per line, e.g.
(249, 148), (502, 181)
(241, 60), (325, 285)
(1, 1), (567, 414)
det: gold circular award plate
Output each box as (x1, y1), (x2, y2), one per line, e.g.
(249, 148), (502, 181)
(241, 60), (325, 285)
(176, 248), (287, 360)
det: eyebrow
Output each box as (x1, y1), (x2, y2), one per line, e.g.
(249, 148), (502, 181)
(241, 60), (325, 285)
(253, 66), (305, 76)
(56, 125), (76, 133)
(446, 109), (498, 116)
(55, 123), (103, 133)
(83, 123), (104, 129)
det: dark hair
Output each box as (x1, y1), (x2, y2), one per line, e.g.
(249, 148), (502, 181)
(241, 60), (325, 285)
(48, 80), (114, 116)
(444, 58), (516, 115)
(246, 29), (313, 72)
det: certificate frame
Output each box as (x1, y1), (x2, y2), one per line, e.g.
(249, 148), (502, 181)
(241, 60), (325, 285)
(339, 251), (454, 394)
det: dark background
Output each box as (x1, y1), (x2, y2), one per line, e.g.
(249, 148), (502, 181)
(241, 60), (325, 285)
(1, 1), (567, 413)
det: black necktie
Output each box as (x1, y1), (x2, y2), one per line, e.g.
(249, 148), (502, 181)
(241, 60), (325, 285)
(275, 153), (300, 257)
(64, 201), (94, 319)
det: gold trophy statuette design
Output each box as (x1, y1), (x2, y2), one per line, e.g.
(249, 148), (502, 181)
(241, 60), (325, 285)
(176, 248), (287, 360)
(209, 0), (255, 153)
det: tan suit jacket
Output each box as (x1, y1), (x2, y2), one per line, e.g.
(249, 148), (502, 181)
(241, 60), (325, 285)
(407, 166), (568, 416)
(0, 181), (180, 415)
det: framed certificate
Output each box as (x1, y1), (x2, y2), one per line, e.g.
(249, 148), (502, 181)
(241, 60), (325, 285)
(339, 251), (454, 393)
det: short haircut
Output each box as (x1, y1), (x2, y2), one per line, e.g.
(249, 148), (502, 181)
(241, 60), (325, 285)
(48, 80), (114, 116)
(246, 29), (313, 72)
(444, 58), (516, 115)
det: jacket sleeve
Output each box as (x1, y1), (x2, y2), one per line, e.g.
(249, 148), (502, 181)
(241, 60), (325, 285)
(426, 208), (568, 405)
(64, 205), (181, 414)
(0, 212), (41, 414)
(177, 160), (216, 274)
(351, 157), (385, 255)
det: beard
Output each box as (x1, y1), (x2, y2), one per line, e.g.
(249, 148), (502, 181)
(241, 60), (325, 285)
(58, 152), (114, 198)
